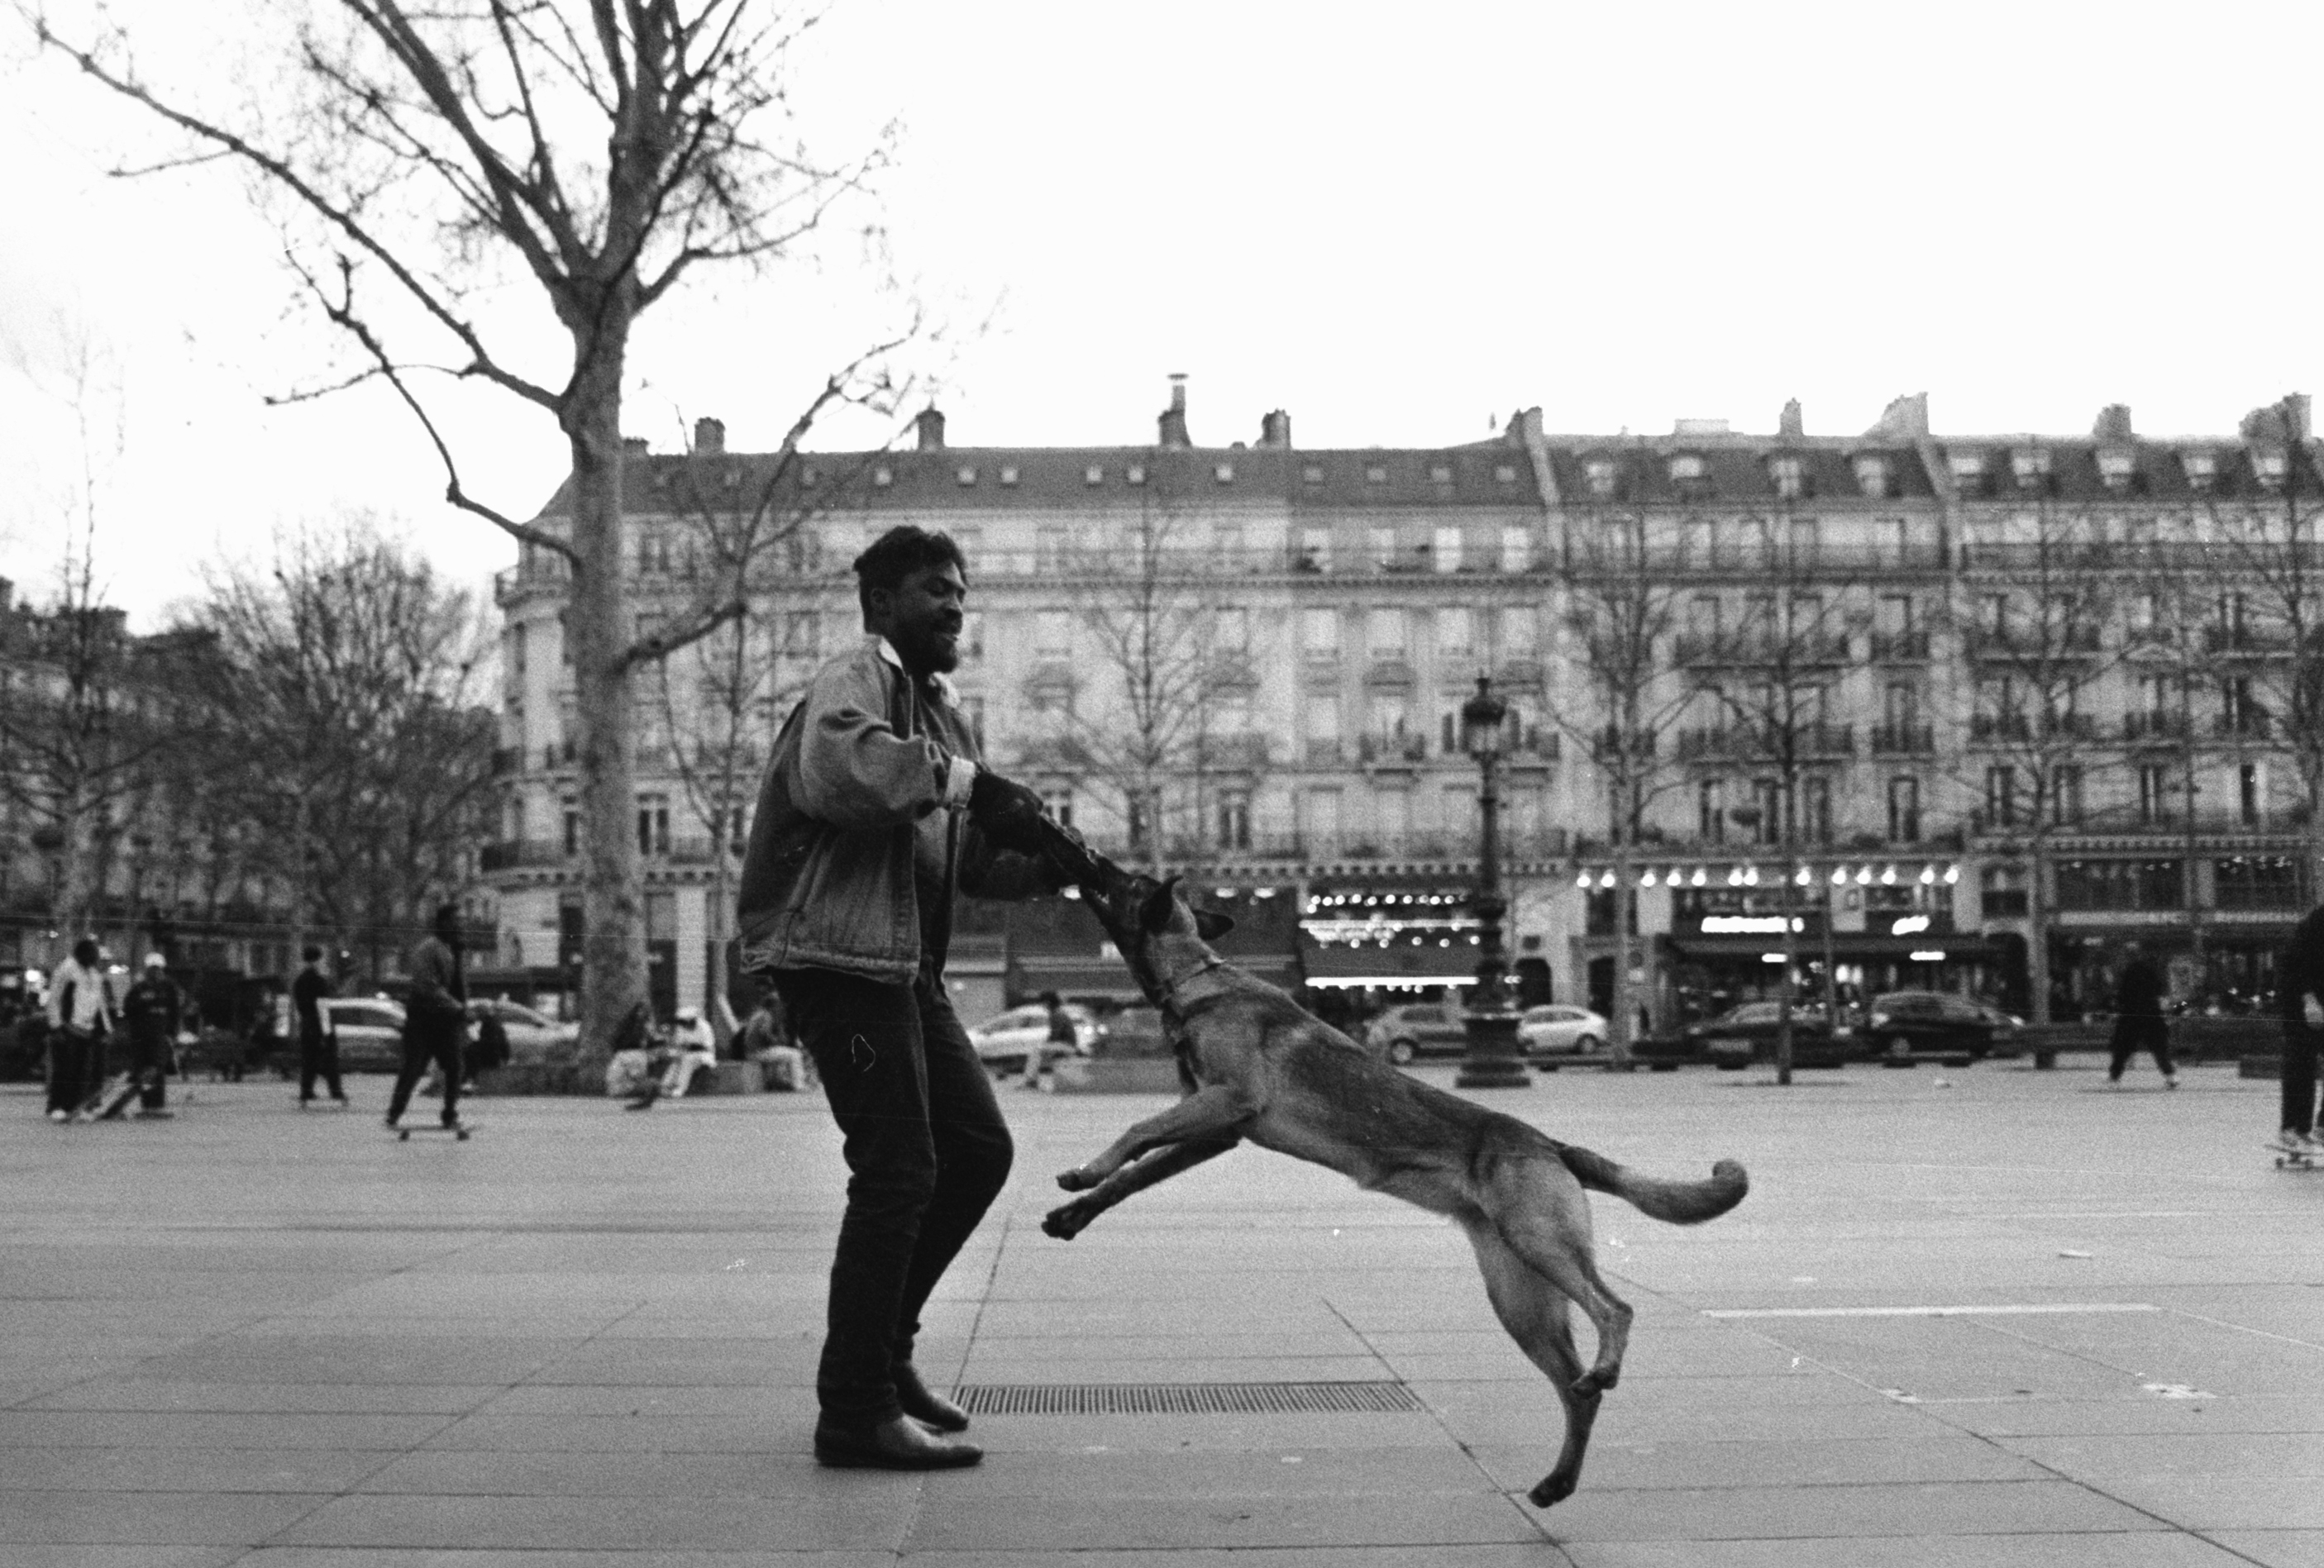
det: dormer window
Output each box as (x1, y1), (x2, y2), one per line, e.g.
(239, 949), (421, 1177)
(1668, 453), (1705, 484)
(2255, 450), (2289, 489)
(2180, 450), (2217, 490)
(2096, 448), (2136, 489)
(999, 465), (1020, 487)
(1853, 454), (1892, 498)
(1494, 464), (1517, 484)
(1214, 462), (1234, 484)
(1429, 464), (1453, 484)
(1365, 465), (1389, 484)
(1126, 465), (1147, 485)
(956, 465), (977, 487)
(1583, 458), (1618, 498)
(801, 465), (821, 488)
(872, 465), (894, 488)
(1948, 451), (1985, 482)
(1085, 465), (1105, 485)
(1301, 463), (1324, 484)
(1768, 455), (1806, 499)
(2011, 448), (2051, 488)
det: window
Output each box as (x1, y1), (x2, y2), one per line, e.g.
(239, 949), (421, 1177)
(1214, 462), (1234, 484)
(1429, 464), (1453, 484)
(1501, 608), (1540, 658)
(1369, 690), (1412, 753)
(1769, 454), (1806, 499)
(1884, 681), (1920, 731)
(1214, 523), (1244, 559)
(1433, 526), (1463, 573)
(1801, 775), (1832, 845)
(1948, 450), (1985, 484)
(2181, 450), (2217, 489)
(1438, 607), (1472, 655)
(2011, 447), (2051, 487)
(1982, 863), (2028, 917)
(2097, 448), (2135, 489)
(2137, 764), (2173, 826)
(1036, 527), (1069, 571)
(1216, 789), (1252, 851)
(1299, 526), (1332, 571)
(1369, 608), (1407, 660)
(1698, 779), (1725, 843)
(1039, 786), (1074, 830)
(1984, 765), (2018, 827)
(1126, 465), (1147, 485)
(1085, 465), (1104, 485)
(1365, 465), (1389, 484)
(1500, 526), (1534, 573)
(1301, 608), (1340, 659)
(2240, 760), (2262, 825)
(1305, 788), (1343, 852)
(872, 465), (893, 488)
(956, 465), (976, 487)
(1304, 696), (1342, 760)
(999, 465), (1020, 486)
(1751, 779), (1782, 845)
(1888, 777), (1921, 842)
(1853, 454), (1892, 498)
(2052, 765), (2084, 825)
(2217, 854), (2299, 909)
(1302, 463), (1324, 484)
(636, 794), (670, 856)
(1369, 525), (1398, 569)
(1668, 453), (1705, 483)
(1214, 689), (1253, 734)
(1584, 458), (1619, 498)
(1495, 464), (1518, 484)
(2056, 858), (2183, 912)
(561, 798), (580, 855)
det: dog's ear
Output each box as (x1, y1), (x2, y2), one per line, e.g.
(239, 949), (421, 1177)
(1140, 876), (1182, 935)
(1193, 908), (1236, 941)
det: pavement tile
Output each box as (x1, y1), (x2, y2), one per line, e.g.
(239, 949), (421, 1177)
(0, 1492), (320, 1547)
(273, 1494), (909, 1553)
(902, 1552), (1563, 1567)
(20, 1384), (498, 1416)
(1536, 1480), (2169, 1542)
(0, 1550), (244, 1568)
(904, 1494), (1548, 1551)
(414, 1413), (807, 1453)
(0, 1413), (455, 1451)
(2207, 1532), (2324, 1567)
(0, 1446), (395, 1494)
(1560, 1535), (2254, 1567)
(234, 1555), (893, 1568)
(1467, 1435), (2045, 1492)
(917, 1446), (1495, 1500)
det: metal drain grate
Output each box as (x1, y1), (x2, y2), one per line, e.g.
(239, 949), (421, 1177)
(954, 1381), (1422, 1417)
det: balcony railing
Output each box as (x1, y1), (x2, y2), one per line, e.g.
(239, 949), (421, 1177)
(1967, 623), (2104, 658)
(1673, 632), (1850, 667)
(1676, 722), (1852, 760)
(1198, 733), (1272, 770)
(2214, 712), (2274, 741)
(543, 740), (577, 770)
(2203, 624), (2291, 655)
(1358, 732), (1429, 765)
(1064, 827), (1569, 865)
(1970, 713), (2031, 743)
(1869, 630), (1931, 661)
(1591, 728), (1658, 762)
(2122, 710), (2190, 742)
(480, 840), (566, 871)
(1870, 722), (1935, 756)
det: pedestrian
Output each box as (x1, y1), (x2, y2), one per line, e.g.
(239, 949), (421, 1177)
(656, 1006), (719, 1099)
(115, 954), (181, 1119)
(293, 946), (348, 1108)
(1030, 989), (1076, 1090)
(738, 523), (1067, 1471)
(45, 937), (113, 1122)
(385, 904), (468, 1132)
(2275, 904), (2324, 1156)
(2107, 941), (2177, 1089)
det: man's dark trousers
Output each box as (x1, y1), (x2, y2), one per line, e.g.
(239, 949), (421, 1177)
(300, 1023), (346, 1103)
(773, 965), (1013, 1430)
(386, 1018), (462, 1125)
(2285, 1020), (2322, 1136)
(45, 1029), (92, 1116)
(2108, 1015), (2175, 1079)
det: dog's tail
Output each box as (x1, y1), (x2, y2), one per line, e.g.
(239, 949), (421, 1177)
(1554, 1143), (1749, 1226)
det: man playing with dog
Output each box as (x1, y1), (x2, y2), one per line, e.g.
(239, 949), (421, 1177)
(739, 524), (1062, 1472)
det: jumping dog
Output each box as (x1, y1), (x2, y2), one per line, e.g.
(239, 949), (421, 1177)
(1037, 836), (1749, 1508)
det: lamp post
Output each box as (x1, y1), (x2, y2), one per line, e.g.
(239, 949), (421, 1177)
(1456, 674), (1529, 1089)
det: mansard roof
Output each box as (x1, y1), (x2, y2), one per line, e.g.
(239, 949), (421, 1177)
(1935, 436), (2324, 503)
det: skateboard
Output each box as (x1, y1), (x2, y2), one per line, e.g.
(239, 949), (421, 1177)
(389, 1122), (475, 1142)
(74, 1075), (142, 1122)
(2270, 1141), (2322, 1170)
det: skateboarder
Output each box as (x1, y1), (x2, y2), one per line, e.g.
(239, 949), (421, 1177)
(386, 904), (468, 1133)
(293, 946), (348, 1108)
(44, 937), (112, 1122)
(2107, 942), (2177, 1089)
(114, 954), (181, 1118)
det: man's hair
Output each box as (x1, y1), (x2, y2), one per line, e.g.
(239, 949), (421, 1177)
(854, 525), (966, 619)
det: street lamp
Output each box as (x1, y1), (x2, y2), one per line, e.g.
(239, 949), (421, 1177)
(1455, 674), (1529, 1089)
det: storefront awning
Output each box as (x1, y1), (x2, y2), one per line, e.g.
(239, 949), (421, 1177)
(1299, 935), (1480, 989)
(1011, 953), (1300, 1002)
(1661, 932), (2003, 963)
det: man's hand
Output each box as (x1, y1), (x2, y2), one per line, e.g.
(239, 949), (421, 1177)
(2304, 994), (2322, 1028)
(968, 766), (1052, 855)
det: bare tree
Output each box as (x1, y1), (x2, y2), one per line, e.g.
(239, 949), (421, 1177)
(1549, 508), (1696, 1069)
(22, 0), (920, 1052)
(1690, 517), (1859, 1084)
(1033, 463), (1229, 875)
(1943, 500), (2120, 1024)
(189, 520), (494, 979)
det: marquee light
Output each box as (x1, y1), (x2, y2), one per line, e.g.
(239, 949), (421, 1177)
(1691, 867), (1707, 887)
(1910, 949), (1948, 962)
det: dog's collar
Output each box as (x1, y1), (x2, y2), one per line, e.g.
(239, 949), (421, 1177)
(1158, 956), (1231, 1027)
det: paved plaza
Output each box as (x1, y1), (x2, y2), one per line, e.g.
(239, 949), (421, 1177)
(2, 1055), (2321, 1566)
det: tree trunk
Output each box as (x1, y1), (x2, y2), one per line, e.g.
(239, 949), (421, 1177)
(562, 342), (647, 1061)
(1608, 833), (1634, 1070)
(2027, 834), (2054, 1025)
(55, 788), (99, 951)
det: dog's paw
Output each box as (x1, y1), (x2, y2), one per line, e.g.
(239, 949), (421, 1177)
(1528, 1471), (1576, 1508)
(1570, 1367), (1617, 1398)
(1055, 1166), (1100, 1192)
(1040, 1205), (1087, 1240)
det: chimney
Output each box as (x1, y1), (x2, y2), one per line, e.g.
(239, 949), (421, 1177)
(1862, 393), (1930, 441)
(1258, 409), (1292, 448)
(2292, 393), (2313, 442)
(621, 436), (649, 457)
(693, 416), (726, 455)
(2093, 404), (2134, 442)
(914, 407), (946, 451)
(0, 576), (12, 616)
(1778, 399), (1805, 440)
(1158, 374), (1191, 449)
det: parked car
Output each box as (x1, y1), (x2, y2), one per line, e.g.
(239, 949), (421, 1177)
(320, 995), (408, 1072)
(1518, 1004), (1607, 1057)
(466, 997), (580, 1063)
(1365, 1002), (1472, 1065)
(968, 1002), (1101, 1073)
(1863, 990), (2021, 1060)
(1687, 1001), (1855, 1070)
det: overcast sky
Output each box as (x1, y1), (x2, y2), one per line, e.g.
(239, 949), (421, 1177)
(4, 0), (2321, 627)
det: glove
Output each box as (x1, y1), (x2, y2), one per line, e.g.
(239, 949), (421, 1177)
(967, 766), (1052, 855)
